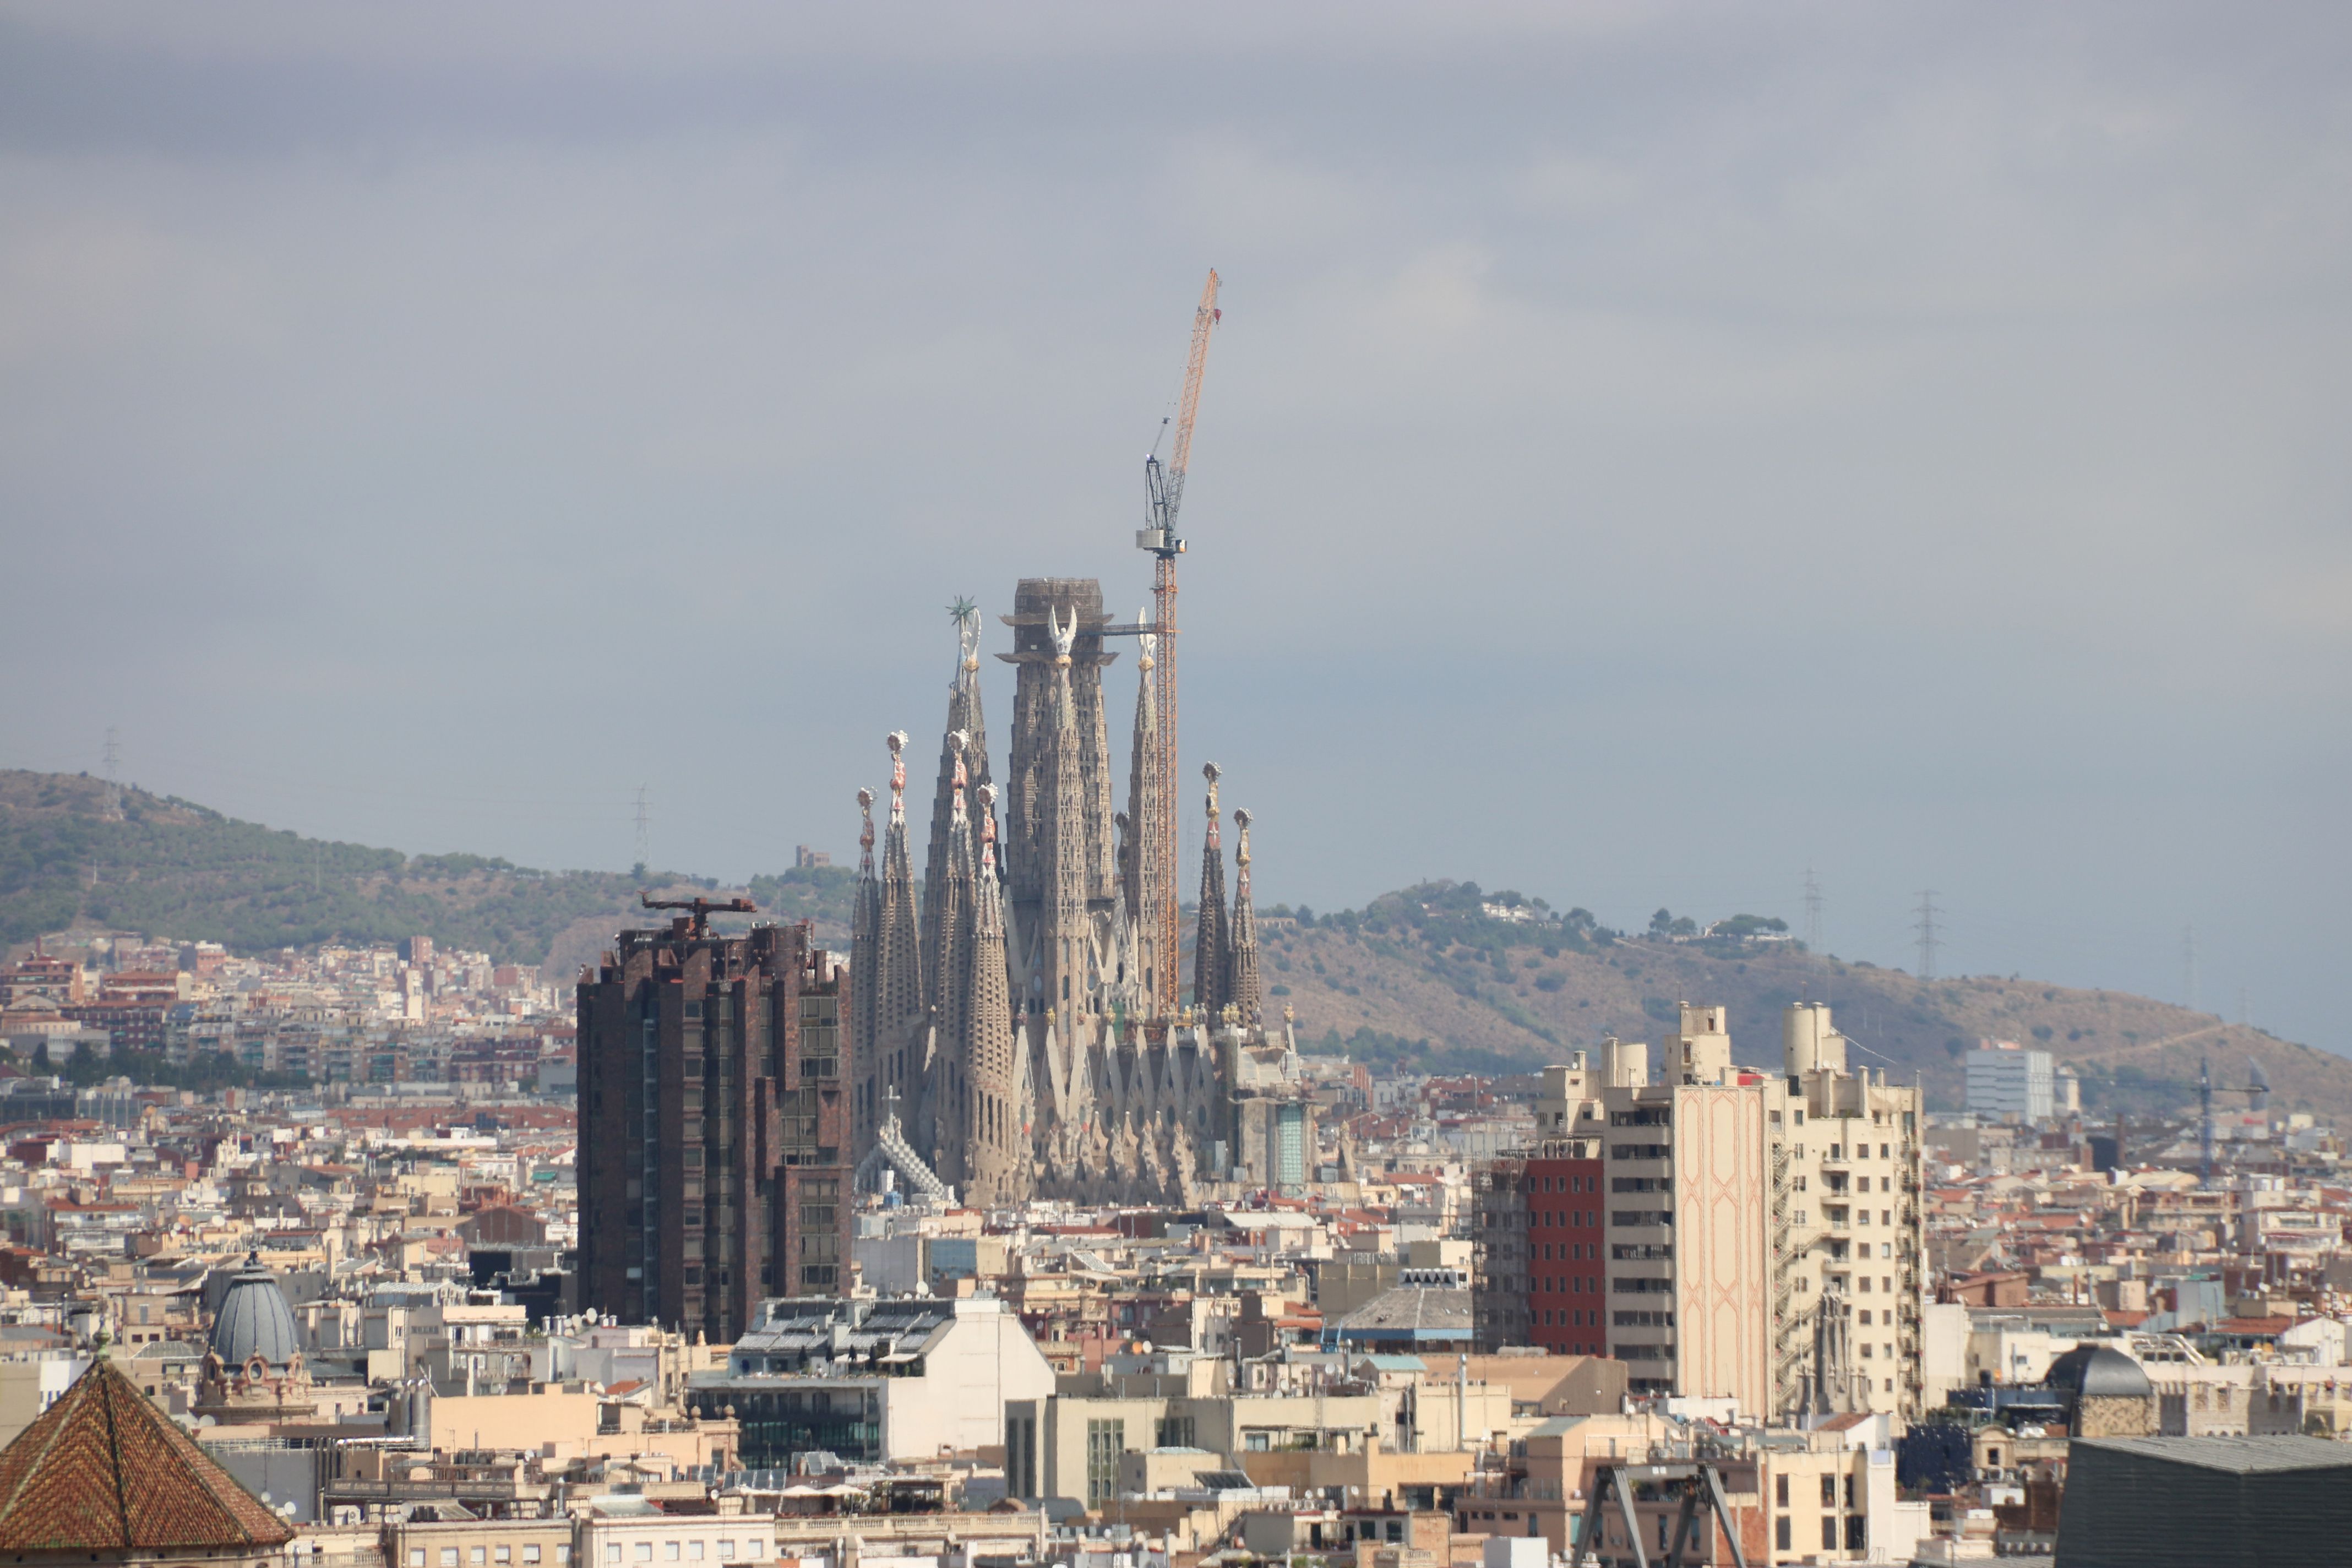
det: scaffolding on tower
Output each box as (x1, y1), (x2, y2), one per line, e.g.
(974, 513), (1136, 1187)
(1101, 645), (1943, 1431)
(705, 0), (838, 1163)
(1134, 270), (1221, 1017)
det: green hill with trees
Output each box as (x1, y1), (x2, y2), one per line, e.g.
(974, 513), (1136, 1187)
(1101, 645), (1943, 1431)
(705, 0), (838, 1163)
(1266, 879), (2352, 1121)
(0, 770), (854, 966)
(8, 770), (2342, 1125)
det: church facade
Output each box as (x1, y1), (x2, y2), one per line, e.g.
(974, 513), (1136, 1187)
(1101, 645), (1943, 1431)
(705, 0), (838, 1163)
(850, 577), (1310, 1210)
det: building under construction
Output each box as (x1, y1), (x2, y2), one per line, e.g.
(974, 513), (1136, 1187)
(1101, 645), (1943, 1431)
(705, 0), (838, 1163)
(847, 574), (1313, 1212)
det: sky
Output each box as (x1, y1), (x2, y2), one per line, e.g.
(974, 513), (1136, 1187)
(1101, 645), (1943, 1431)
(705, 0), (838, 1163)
(1, 3), (2346, 1052)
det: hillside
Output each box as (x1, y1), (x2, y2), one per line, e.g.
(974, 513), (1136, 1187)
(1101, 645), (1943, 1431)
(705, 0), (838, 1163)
(6, 771), (2339, 1126)
(0, 771), (857, 970)
(1265, 881), (2352, 1122)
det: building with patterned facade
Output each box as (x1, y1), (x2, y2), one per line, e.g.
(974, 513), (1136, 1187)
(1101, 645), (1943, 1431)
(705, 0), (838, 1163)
(850, 577), (1314, 1212)
(1473, 1001), (1923, 1424)
(578, 916), (853, 1341)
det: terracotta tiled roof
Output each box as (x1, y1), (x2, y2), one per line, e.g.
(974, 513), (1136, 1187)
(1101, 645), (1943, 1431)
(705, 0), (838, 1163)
(0, 1357), (294, 1550)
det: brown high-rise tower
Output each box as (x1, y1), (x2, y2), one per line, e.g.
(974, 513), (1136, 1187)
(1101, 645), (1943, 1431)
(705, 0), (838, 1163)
(579, 914), (852, 1339)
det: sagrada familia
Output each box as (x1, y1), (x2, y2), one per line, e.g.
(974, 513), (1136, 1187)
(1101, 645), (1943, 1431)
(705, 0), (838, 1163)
(848, 577), (1309, 1210)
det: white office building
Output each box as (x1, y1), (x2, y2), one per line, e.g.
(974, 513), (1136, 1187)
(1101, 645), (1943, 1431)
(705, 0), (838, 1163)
(1966, 1043), (2054, 1122)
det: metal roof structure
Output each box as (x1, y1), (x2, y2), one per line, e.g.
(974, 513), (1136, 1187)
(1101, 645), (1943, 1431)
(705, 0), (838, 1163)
(208, 1251), (302, 1368)
(2053, 1435), (2352, 1568)
(1333, 1286), (1472, 1344)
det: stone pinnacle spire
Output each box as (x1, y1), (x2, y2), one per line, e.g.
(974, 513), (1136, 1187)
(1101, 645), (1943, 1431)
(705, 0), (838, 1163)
(1227, 805), (1262, 1025)
(924, 600), (993, 1012)
(927, 733), (978, 1187)
(1038, 605), (1092, 1024)
(961, 781), (1030, 1206)
(876, 732), (929, 1150)
(850, 785), (882, 1152)
(1193, 761), (1229, 1019)
(1123, 611), (1168, 1017)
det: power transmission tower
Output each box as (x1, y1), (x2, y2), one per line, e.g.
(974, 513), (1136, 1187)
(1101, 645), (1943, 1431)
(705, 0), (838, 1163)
(633, 786), (651, 872)
(1913, 891), (1940, 981)
(1803, 867), (1825, 954)
(2182, 923), (2199, 1013)
(2238, 986), (2249, 1028)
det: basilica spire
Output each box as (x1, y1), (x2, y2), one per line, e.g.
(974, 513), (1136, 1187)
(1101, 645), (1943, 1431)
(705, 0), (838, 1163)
(923, 734), (977, 1186)
(1123, 613), (1168, 1017)
(924, 600), (992, 1012)
(850, 786), (882, 1151)
(875, 733), (929, 1149)
(1227, 806), (1262, 1025)
(1037, 606), (1092, 1025)
(1192, 762), (1229, 1020)
(961, 781), (1030, 1206)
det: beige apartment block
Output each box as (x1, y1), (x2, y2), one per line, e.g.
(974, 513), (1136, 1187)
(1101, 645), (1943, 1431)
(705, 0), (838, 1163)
(1528, 1001), (1924, 1423)
(576, 1502), (776, 1568)
(385, 1518), (576, 1568)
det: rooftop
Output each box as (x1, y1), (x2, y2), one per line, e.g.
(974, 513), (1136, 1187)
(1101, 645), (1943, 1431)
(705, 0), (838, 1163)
(2072, 1435), (2352, 1474)
(0, 1357), (295, 1551)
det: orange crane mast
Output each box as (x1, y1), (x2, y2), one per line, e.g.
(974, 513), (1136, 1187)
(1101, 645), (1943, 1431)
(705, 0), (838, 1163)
(1135, 269), (1221, 1016)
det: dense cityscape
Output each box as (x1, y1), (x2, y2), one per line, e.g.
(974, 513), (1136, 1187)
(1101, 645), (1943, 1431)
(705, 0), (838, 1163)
(4, 9), (2344, 1566)
(0, 576), (2343, 1568)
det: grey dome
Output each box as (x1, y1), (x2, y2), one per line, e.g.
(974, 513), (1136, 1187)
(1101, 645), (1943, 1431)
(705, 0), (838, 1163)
(210, 1253), (301, 1368)
(2044, 1343), (2152, 1400)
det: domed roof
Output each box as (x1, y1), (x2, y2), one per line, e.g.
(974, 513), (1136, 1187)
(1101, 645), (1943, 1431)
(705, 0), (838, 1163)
(209, 1253), (300, 1369)
(2044, 1343), (2152, 1400)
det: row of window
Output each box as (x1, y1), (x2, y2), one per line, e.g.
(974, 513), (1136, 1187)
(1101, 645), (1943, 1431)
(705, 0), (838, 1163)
(407, 1546), (564, 1567)
(1774, 1516), (1865, 1553)
(602, 1541), (767, 1563)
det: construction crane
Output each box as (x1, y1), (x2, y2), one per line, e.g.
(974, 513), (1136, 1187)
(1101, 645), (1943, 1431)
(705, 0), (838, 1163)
(2199, 1055), (2271, 1185)
(1133, 269), (1222, 1015)
(639, 891), (757, 937)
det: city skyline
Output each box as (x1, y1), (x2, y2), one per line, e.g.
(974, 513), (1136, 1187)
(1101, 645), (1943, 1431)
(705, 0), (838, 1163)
(1, 4), (2343, 1054)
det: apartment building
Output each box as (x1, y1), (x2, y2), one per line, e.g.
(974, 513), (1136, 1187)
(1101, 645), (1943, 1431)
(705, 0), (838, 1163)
(577, 913), (853, 1343)
(1474, 1002), (1925, 1423)
(685, 1294), (1053, 1468)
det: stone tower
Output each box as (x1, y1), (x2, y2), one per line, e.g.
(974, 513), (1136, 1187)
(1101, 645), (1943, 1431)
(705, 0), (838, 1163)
(1121, 618), (1169, 1012)
(924, 603), (994, 1016)
(850, 734), (926, 1159)
(1036, 605), (1095, 1021)
(958, 785), (1032, 1206)
(1000, 579), (1118, 919)
(849, 786), (882, 1152)
(1192, 763), (1229, 1017)
(1228, 806), (1262, 1025)
(925, 734), (977, 1190)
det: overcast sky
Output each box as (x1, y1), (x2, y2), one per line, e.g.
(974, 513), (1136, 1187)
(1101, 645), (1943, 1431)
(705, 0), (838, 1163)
(2, 3), (2346, 1052)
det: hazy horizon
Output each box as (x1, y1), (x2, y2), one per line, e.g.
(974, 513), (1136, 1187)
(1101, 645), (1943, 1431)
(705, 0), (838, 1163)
(2, 4), (2345, 1052)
